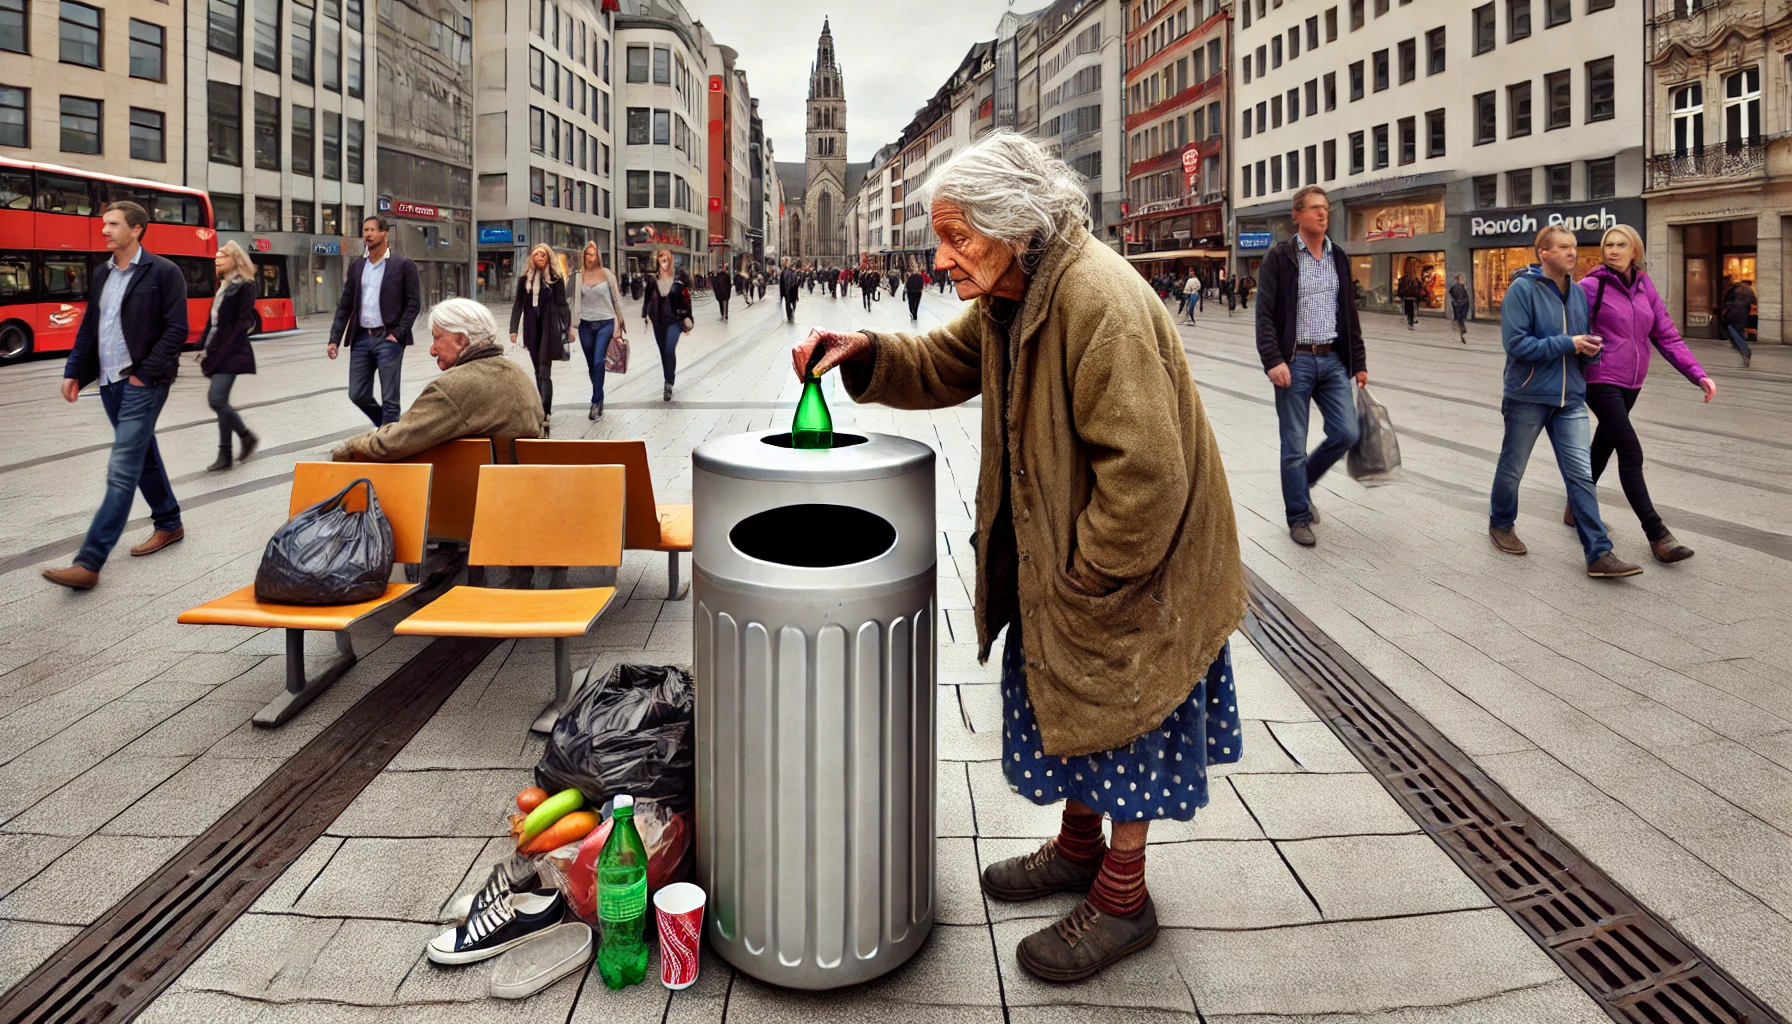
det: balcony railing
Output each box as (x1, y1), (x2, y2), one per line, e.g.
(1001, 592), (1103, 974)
(1647, 135), (1776, 190)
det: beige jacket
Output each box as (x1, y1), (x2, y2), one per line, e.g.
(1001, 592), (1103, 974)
(844, 224), (1247, 757)
(332, 344), (544, 462)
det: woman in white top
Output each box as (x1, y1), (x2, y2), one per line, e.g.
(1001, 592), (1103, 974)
(569, 241), (626, 420)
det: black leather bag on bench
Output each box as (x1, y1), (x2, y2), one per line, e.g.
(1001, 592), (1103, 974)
(255, 478), (395, 605)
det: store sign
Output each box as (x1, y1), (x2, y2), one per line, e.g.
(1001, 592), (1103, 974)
(312, 240), (341, 255)
(624, 222), (688, 247)
(1238, 232), (1273, 250)
(479, 226), (513, 245)
(1467, 199), (1645, 247)
(251, 237), (273, 252)
(1180, 147), (1201, 174)
(709, 235), (726, 246)
(709, 197), (723, 212)
(393, 201), (440, 219)
(709, 76), (723, 92)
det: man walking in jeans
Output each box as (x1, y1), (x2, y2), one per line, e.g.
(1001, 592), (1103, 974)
(328, 216), (421, 426)
(1255, 186), (1366, 548)
(42, 202), (188, 590)
(1489, 226), (1641, 578)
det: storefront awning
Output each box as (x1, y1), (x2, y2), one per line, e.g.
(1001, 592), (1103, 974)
(1125, 249), (1230, 262)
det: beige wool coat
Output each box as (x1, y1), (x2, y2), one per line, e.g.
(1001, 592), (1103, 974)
(844, 223), (1247, 757)
(332, 344), (544, 462)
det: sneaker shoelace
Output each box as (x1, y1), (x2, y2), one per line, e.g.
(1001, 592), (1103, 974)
(1053, 901), (1103, 948)
(462, 896), (516, 946)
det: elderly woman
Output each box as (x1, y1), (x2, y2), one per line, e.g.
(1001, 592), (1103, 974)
(794, 132), (1247, 982)
(335, 298), (543, 462)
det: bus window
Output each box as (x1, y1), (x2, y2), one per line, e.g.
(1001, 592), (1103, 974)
(36, 174), (96, 217)
(168, 255), (218, 298)
(0, 170), (31, 210)
(252, 255), (290, 299)
(150, 191), (203, 226)
(40, 254), (89, 300)
(0, 253), (30, 301)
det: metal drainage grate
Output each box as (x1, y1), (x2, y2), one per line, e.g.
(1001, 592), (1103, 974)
(1243, 568), (1785, 1024)
(0, 635), (502, 1024)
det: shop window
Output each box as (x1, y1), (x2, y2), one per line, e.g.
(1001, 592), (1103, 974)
(1508, 0), (1530, 40)
(1546, 162), (1571, 201)
(1474, 91), (1495, 144)
(1473, 4), (1494, 55)
(1507, 169), (1532, 206)
(1394, 253), (1447, 311)
(1586, 157), (1615, 200)
(1723, 66), (1761, 146)
(1509, 82), (1532, 137)
(1671, 82), (1703, 154)
(1545, 69), (1571, 129)
(1350, 195), (1444, 241)
(1474, 175), (1498, 210)
(1586, 57), (1614, 122)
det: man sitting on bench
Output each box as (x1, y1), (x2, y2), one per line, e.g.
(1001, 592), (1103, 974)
(333, 299), (544, 462)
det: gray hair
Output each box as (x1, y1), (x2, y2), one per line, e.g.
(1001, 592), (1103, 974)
(428, 297), (499, 350)
(914, 131), (1090, 248)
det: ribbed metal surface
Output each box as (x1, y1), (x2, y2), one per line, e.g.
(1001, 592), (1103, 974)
(1243, 568), (1785, 1024)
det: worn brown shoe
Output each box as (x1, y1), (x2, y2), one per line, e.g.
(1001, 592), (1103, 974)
(1587, 552), (1643, 578)
(42, 565), (99, 590)
(1290, 522), (1316, 547)
(1652, 534), (1694, 563)
(1016, 897), (1160, 983)
(130, 527), (185, 557)
(981, 838), (1104, 902)
(1489, 525), (1527, 555)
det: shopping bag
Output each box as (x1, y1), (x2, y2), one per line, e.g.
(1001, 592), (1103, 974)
(604, 333), (629, 373)
(254, 478), (394, 604)
(1346, 385), (1402, 481)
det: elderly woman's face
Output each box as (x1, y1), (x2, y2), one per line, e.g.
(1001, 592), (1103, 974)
(429, 325), (468, 371)
(932, 200), (1022, 301)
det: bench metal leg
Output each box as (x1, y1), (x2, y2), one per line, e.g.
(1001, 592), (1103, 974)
(255, 629), (356, 728)
(532, 636), (573, 734)
(667, 551), (681, 601)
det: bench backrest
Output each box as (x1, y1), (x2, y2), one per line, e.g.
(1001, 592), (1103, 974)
(512, 439), (662, 550)
(290, 462), (432, 564)
(349, 438), (493, 543)
(467, 464), (625, 568)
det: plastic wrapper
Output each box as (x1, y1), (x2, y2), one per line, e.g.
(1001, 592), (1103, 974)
(535, 663), (694, 812)
(255, 478), (394, 604)
(1347, 385), (1403, 482)
(537, 805), (690, 924)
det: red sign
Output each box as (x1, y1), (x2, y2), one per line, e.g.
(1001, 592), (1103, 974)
(1180, 146), (1200, 173)
(251, 237), (272, 252)
(709, 235), (726, 247)
(709, 76), (723, 92)
(393, 201), (439, 219)
(708, 197), (723, 212)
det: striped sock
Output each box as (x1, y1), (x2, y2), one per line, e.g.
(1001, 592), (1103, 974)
(1087, 846), (1148, 918)
(1055, 805), (1106, 867)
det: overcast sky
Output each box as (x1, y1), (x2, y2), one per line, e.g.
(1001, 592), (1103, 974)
(685, 0), (1033, 164)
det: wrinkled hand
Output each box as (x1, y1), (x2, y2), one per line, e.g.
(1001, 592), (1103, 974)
(1572, 334), (1603, 356)
(1700, 377), (1717, 403)
(1267, 363), (1292, 388)
(1356, 370), (1368, 388)
(60, 378), (79, 403)
(792, 328), (871, 380)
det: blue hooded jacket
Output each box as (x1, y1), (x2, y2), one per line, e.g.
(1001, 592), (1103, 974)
(1500, 263), (1591, 407)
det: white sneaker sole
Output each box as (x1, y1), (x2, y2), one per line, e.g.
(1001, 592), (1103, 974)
(427, 926), (553, 965)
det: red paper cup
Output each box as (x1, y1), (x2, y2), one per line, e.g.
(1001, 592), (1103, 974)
(653, 882), (706, 990)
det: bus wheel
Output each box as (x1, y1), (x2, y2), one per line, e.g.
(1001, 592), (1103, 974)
(0, 322), (31, 364)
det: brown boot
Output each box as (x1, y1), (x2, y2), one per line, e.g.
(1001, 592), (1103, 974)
(981, 838), (1104, 902)
(1016, 897), (1160, 983)
(130, 527), (185, 557)
(1489, 525), (1527, 555)
(42, 565), (99, 590)
(1651, 534), (1694, 563)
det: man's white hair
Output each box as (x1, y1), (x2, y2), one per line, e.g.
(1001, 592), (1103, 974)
(428, 297), (499, 349)
(914, 131), (1090, 248)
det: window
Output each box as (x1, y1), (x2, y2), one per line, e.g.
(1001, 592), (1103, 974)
(1272, 35), (1282, 68)
(1, 0), (24, 54)
(1508, 81), (1532, 136)
(1473, 3), (1495, 55)
(1474, 90), (1496, 143)
(1306, 79), (1319, 116)
(652, 46), (669, 84)
(291, 104), (312, 175)
(1350, 61), (1364, 100)
(1349, 130), (1364, 174)
(1271, 155), (1282, 193)
(626, 168), (648, 207)
(1546, 163), (1571, 202)
(1545, 69), (1571, 129)
(1586, 57), (1613, 122)
(1242, 54), (1252, 84)
(1306, 15), (1319, 49)
(1545, 0), (1569, 27)
(1373, 123), (1389, 168)
(1376, 0), (1389, 13)
(530, 47), (544, 90)
(1324, 72), (1337, 110)
(129, 20), (164, 80)
(1671, 81), (1703, 155)
(207, 82), (240, 164)
(1257, 161), (1265, 195)
(290, 199), (313, 233)
(1427, 28), (1445, 75)
(123, 107), (165, 162)
(1508, 169), (1532, 206)
(1588, 0), (1613, 9)
(652, 109), (668, 145)
(1586, 157), (1615, 199)
(1426, 109), (1445, 157)
(0, 86), (24, 147)
(653, 170), (669, 207)
(626, 106), (647, 144)
(59, 1), (100, 66)
(1373, 50), (1389, 91)
(60, 94), (100, 154)
(322, 111), (340, 178)
(1272, 96), (1282, 128)
(1305, 144), (1318, 184)
(1506, 0), (1533, 42)
(346, 30), (361, 96)
(626, 45), (647, 82)
(1398, 39), (1415, 83)
(292, 4), (313, 82)
(208, 0), (241, 57)
(346, 117), (362, 181)
(1324, 138), (1337, 180)
(254, 92), (279, 169)
(1326, 6), (1338, 40)
(1474, 175), (1498, 209)
(254, 197), (280, 232)
(253, 0), (279, 70)
(321, 14), (339, 91)
(320, 203), (339, 236)
(1351, 0), (1364, 30)
(212, 194), (242, 231)
(1724, 66), (1760, 145)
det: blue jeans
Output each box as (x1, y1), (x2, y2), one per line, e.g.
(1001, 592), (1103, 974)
(1726, 324), (1753, 360)
(1490, 398), (1611, 563)
(578, 318), (615, 405)
(348, 332), (404, 426)
(76, 381), (181, 570)
(1273, 352), (1359, 526)
(653, 319), (683, 385)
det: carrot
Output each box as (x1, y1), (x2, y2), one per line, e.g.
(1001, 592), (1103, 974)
(516, 786), (549, 814)
(520, 810), (598, 855)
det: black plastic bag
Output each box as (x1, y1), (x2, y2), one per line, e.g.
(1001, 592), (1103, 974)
(536, 663), (694, 813)
(254, 478), (395, 605)
(1347, 385), (1403, 481)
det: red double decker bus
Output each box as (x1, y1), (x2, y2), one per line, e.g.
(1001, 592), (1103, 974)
(0, 158), (218, 365)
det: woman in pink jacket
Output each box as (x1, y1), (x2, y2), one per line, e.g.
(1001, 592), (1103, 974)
(1572, 225), (1716, 563)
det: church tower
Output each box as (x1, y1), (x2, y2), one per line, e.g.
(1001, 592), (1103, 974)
(803, 19), (848, 261)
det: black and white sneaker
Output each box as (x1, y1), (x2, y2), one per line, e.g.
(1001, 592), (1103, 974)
(442, 856), (540, 923)
(427, 889), (565, 965)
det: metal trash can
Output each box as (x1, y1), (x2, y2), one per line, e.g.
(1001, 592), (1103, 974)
(692, 429), (937, 990)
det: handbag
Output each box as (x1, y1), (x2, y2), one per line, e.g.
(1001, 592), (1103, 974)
(254, 478), (395, 605)
(605, 332), (629, 373)
(1346, 386), (1403, 482)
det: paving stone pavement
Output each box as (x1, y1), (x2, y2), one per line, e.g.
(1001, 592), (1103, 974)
(1, 279), (1785, 1021)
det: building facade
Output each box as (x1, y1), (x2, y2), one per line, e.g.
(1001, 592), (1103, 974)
(777, 20), (867, 268)
(1036, 0), (1127, 252)
(1232, 0), (1641, 321)
(614, 0), (711, 277)
(1644, 0), (1790, 344)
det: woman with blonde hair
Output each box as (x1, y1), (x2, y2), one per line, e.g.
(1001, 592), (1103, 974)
(569, 241), (625, 419)
(197, 240), (261, 471)
(640, 247), (691, 401)
(508, 242), (570, 428)
(1573, 223), (1715, 562)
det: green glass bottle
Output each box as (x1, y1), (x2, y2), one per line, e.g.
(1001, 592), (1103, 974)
(792, 346), (833, 449)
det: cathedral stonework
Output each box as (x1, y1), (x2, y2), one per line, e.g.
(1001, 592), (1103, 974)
(779, 20), (852, 266)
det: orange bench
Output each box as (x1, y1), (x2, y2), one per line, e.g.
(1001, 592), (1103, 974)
(178, 462), (433, 726)
(347, 437), (492, 545)
(513, 439), (691, 600)
(394, 464), (625, 733)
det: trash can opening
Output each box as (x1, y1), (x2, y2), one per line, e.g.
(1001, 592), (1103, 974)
(729, 504), (897, 567)
(760, 432), (868, 449)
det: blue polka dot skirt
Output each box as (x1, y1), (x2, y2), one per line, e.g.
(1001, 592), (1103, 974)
(1000, 630), (1241, 822)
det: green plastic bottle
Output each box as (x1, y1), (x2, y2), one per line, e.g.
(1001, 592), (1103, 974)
(596, 795), (649, 989)
(792, 343), (833, 449)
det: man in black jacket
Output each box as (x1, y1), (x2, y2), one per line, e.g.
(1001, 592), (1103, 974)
(1255, 185), (1368, 548)
(328, 216), (421, 426)
(43, 202), (189, 590)
(779, 257), (799, 322)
